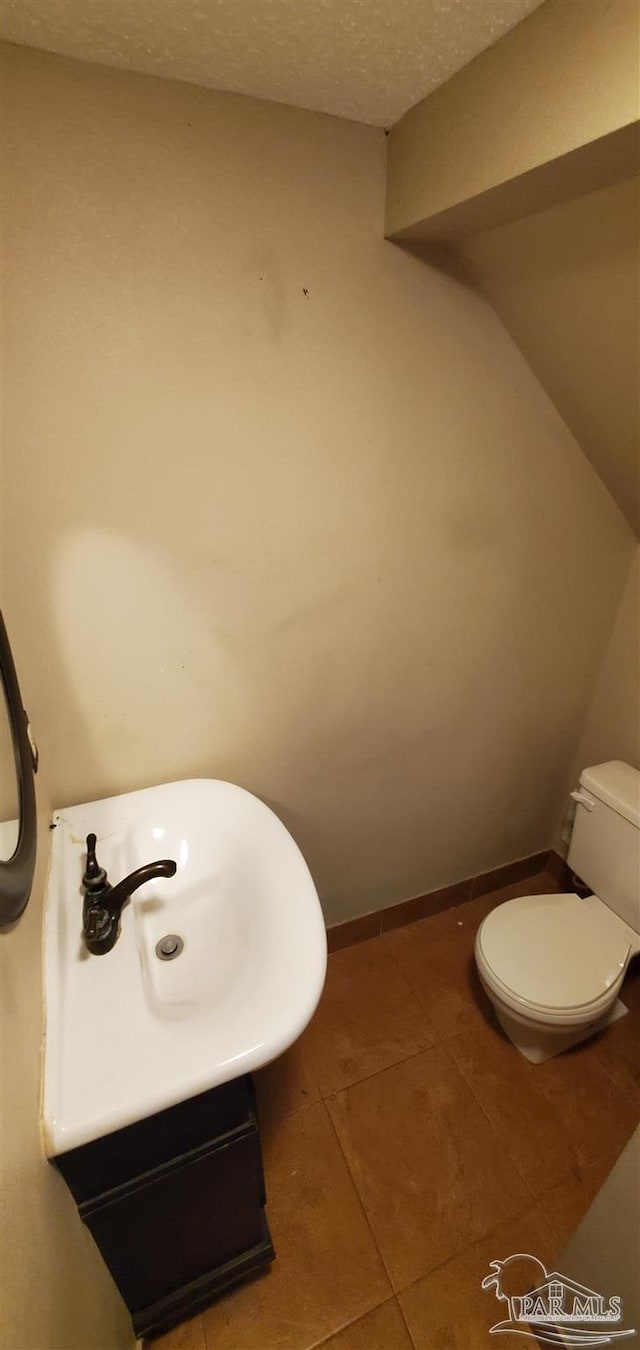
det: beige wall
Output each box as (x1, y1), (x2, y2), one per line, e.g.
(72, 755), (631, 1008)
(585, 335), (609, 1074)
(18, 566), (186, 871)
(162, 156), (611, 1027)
(460, 178), (640, 535)
(0, 770), (132, 1350)
(1, 42), (636, 930)
(386, 0), (639, 240)
(555, 545), (639, 850)
(574, 545), (640, 773)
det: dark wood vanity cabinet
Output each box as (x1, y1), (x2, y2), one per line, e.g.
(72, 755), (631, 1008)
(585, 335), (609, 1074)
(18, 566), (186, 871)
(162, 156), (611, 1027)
(53, 1076), (274, 1338)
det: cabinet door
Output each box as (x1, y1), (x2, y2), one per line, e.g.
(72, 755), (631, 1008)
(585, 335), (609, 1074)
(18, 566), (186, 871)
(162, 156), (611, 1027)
(84, 1128), (265, 1312)
(56, 1077), (255, 1202)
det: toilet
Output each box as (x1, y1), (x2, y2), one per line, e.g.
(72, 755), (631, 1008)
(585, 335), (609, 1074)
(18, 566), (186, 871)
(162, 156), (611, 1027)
(475, 761), (640, 1063)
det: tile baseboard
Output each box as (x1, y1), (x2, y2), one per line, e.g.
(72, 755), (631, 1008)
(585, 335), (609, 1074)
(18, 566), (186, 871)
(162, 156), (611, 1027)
(327, 911), (383, 953)
(381, 877), (472, 934)
(470, 849), (549, 899)
(327, 848), (564, 954)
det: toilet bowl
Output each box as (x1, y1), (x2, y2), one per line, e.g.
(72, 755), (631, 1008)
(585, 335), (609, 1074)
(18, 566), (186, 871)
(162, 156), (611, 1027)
(475, 890), (637, 1062)
(474, 761), (640, 1063)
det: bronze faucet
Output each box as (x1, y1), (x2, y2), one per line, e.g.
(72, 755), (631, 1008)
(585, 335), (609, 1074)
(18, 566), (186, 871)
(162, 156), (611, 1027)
(82, 832), (176, 955)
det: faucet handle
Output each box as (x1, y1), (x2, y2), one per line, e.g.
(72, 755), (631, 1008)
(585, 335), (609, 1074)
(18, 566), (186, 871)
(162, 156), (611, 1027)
(84, 904), (110, 940)
(83, 832), (108, 892)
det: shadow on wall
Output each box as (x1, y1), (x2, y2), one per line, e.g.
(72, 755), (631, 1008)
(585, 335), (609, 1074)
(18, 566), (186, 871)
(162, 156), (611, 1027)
(52, 526), (254, 800)
(394, 239), (478, 288)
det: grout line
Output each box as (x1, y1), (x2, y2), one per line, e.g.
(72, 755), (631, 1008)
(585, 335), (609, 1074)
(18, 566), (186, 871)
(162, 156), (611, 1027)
(320, 1040), (447, 1104)
(438, 1038), (539, 1229)
(395, 1294), (420, 1350)
(391, 1185), (561, 1303)
(307, 1295), (398, 1350)
(323, 1096), (397, 1298)
(316, 943), (506, 1103)
(437, 1026), (551, 1200)
(257, 1090), (324, 1130)
(322, 1039), (544, 1305)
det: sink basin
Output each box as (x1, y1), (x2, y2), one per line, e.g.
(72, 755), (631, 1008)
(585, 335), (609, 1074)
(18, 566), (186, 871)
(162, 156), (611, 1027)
(43, 779), (327, 1156)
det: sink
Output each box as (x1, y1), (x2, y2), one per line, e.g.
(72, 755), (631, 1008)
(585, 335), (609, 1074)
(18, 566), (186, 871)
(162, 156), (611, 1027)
(42, 779), (327, 1156)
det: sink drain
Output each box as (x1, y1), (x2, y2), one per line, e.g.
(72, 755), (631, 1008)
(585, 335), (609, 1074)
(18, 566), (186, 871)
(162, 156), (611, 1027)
(155, 934), (184, 961)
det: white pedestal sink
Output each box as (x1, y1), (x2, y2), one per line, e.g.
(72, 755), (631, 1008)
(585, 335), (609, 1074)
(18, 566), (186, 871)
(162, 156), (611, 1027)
(42, 779), (327, 1156)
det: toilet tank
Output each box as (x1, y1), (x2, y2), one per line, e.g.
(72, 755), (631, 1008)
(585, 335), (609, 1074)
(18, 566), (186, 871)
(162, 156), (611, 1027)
(568, 761), (640, 934)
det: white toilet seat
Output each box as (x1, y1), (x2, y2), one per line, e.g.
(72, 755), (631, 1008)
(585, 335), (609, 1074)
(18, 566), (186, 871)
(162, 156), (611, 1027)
(475, 891), (633, 1028)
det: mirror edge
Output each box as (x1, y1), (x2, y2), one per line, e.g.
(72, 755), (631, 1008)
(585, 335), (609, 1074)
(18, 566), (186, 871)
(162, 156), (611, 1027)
(0, 611), (38, 928)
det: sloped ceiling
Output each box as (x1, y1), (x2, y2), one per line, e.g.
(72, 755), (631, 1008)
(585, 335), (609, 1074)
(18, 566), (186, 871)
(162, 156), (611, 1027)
(0, 0), (544, 126)
(459, 177), (640, 536)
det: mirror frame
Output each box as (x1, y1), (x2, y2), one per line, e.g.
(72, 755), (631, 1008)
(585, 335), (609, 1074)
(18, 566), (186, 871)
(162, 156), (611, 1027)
(0, 611), (38, 927)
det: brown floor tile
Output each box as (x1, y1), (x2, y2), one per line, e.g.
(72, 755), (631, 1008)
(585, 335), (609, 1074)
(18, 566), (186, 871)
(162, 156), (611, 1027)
(151, 1312), (206, 1350)
(201, 1102), (390, 1350)
(305, 938), (437, 1096)
(533, 1037), (639, 1169)
(327, 1045), (530, 1292)
(398, 1203), (556, 1350)
(318, 1299), (414, 1350)
(381, 901), (489, 1042)
(537, 1151), (627, 1255)
(591, 1002), (640, 1110)
(447, 1014), (580, 1197)
(255, 1030), (322, 1127)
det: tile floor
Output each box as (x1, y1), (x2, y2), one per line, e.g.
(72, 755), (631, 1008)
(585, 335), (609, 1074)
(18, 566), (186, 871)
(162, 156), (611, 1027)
(154, 872), (640, 1350)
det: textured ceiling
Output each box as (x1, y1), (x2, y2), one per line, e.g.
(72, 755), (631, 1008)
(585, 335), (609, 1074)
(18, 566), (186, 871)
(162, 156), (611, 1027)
(0, 0), (545, 126)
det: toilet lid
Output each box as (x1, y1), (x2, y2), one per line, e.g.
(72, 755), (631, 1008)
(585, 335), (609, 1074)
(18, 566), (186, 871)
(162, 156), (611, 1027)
(477, 893), (631, 1012)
